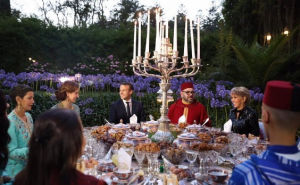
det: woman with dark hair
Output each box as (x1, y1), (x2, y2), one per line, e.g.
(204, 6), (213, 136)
(0, 89), (12, 184)
(5, 85), (34, 177)
(14, 109), (107, 185)
(51, 81), (80, 116)
(229, 86), (260, 136)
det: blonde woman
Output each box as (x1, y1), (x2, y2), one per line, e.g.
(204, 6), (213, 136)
(229, 86), (259, 136)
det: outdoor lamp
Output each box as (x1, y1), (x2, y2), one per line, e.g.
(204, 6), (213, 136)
(266, 33), (271, 41)
(266, 33), (271, 44)
(283, 27), (289, 36)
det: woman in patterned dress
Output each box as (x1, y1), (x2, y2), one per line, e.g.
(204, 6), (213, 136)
(5, 85), (34, 177)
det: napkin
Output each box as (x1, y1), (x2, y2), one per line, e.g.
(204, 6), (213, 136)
(118, 148), (131, 173)
(130, 114), (137, 123)
(178, 115), (186, 124)
(223, 119), (232, 132)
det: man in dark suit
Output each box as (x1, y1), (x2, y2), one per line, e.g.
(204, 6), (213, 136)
(109, 82), (146, 124)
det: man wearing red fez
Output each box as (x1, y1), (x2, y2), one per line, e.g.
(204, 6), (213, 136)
(229, 81), (300, 185)
(167, 82), (211, 126)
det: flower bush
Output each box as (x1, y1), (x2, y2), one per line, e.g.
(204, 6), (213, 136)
(0, 69), (264, 127)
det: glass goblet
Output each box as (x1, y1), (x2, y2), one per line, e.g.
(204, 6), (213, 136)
(134, 150), (145, 170)
(185, 149), (198, 172)
(209, 150), (220, 166)
(198, 151), (209, 172)
(146, 151), (160, 175)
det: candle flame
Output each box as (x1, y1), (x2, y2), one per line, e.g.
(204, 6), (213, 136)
(148, 10), (150, 14)
(139, 12), (142, 17)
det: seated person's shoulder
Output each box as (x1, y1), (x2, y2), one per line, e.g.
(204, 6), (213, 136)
(76, 171), (107, 185)
(233, 159), (257, 174)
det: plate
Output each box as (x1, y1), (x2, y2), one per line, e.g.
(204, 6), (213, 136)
(145, 121), (159, 125)
(203, 178), (228, 185)
(110, 174), (145, 185)
(113, 124), (130, 129)
(178, 133), (198, 140)
(186, 124), (201, 129)
(126, 134), (148, 139)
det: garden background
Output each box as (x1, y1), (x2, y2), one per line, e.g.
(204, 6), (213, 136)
(0, 0), (299, 128)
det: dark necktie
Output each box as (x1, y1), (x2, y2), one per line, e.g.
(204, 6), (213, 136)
(126, 102), (131, 117)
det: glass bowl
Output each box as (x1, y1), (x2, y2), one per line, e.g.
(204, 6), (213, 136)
(162, 148), (186, 165)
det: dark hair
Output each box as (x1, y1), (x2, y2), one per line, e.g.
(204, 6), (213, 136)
(0, 89), (11, 170)
(14, 109), (83, 185)
(55, 81), (79, 101)
(9, 84), (34, 105)
(120, 82), (134, 91)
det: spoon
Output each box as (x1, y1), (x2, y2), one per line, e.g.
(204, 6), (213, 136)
(201, 118), (209, 127)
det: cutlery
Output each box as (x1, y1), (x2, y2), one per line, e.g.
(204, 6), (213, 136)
(201, 118), (209, 127)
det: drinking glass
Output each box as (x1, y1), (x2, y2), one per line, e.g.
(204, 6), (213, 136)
(198, 151), (209, 172)
(185, 149), (198, 172)
(146, 151), (160, 175)
(209, 150), (219, 166)
(134, 150), (145, 170)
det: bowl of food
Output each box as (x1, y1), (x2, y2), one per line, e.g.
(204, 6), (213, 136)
(208, 169), (228, 183)
(162, 146), (186, 165)
(113, 167), (133, 180)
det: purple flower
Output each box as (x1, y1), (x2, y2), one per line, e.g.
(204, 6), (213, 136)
(85, 108), (93, 115)
(204, 91), (214, 99)
(50, 94), (57, 101)
(254, 93), (264, 102)
(5, 95), (10, 101)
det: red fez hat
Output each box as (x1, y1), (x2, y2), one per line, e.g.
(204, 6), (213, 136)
(181, 82), (194, 91)
(263, 80), (300, 111)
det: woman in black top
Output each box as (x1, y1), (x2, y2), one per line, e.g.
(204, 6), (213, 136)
(229, 87), (260, 136)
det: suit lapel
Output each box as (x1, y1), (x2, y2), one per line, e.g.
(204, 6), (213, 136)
(119, 100), (127, 116)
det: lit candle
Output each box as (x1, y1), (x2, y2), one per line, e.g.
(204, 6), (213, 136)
(145, 10), (150, 52)
(138, 12), (142, 56)
(158, 20), (162, 54)
(165, 19), (168, 38)
(173, 15), (177, 52)
(133, 20), (137, 59)
(155, 9), (160, 52)
(197, 16), (200, 59)
(184, 17), (188, 56)
(190, 19), (195, 58)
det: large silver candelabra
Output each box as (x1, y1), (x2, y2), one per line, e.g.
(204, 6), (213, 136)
(132, 37), (201, 142)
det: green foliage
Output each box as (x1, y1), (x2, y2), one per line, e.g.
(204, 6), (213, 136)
(231, 29), (300, 90)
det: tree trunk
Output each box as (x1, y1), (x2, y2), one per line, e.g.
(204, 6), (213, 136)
(0, 0), (11, 16)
